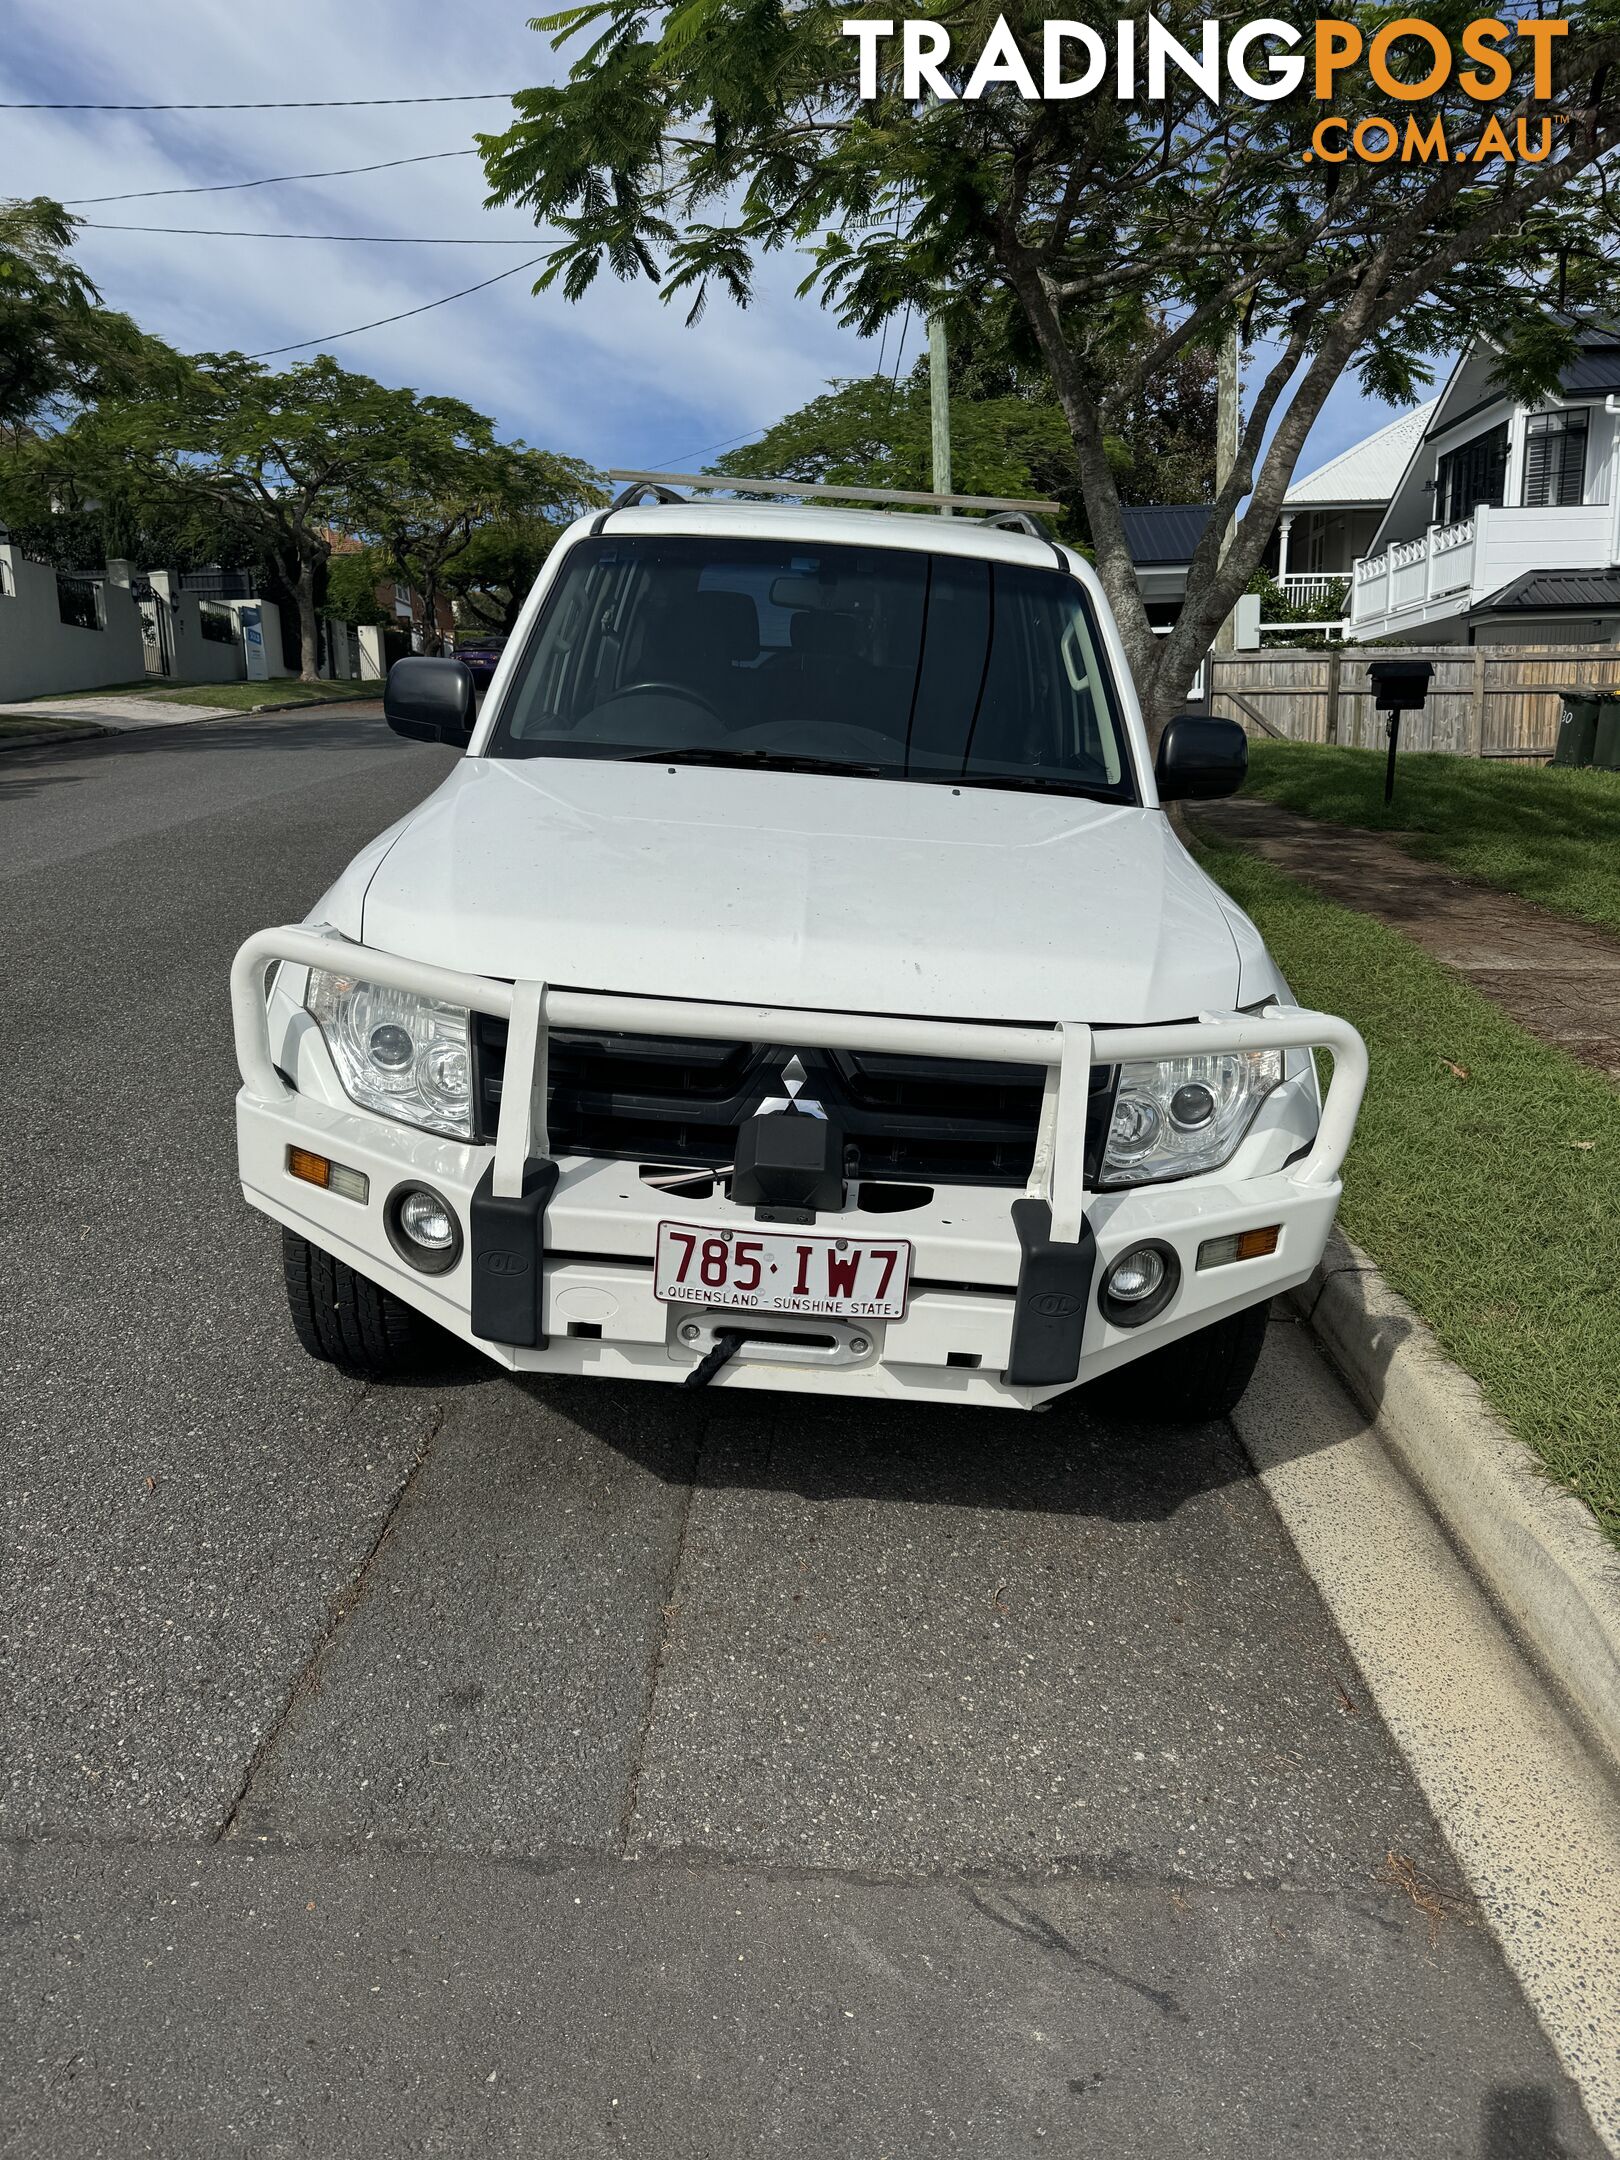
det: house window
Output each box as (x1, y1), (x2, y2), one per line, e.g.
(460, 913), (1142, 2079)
(1435, 423), (1509, 524)
(1521, 408), (1589, 508)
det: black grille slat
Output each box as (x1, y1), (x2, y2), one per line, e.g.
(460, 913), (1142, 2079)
(472, 1016), (1113, 1187)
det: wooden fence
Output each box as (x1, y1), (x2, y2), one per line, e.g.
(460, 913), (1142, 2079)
(1207, 645), (1620, 760)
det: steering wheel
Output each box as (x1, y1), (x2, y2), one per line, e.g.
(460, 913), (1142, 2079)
(603, 681), (722, 720)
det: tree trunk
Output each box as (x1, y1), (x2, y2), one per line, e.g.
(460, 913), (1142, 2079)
(295, 564), (323, 684)
(418, 575), (443, 655)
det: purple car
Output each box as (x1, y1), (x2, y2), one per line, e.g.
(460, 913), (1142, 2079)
(455, 636), (507, 689)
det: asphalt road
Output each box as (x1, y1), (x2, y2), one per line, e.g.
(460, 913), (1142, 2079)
(0, 709), (1602, 2157)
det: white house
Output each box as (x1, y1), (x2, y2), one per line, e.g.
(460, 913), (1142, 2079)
(1270, 399), (1438, 613)
(1347, 328), (1620, 645)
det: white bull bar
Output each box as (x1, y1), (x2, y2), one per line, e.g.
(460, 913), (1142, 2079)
(230, 926), (1368, 1255)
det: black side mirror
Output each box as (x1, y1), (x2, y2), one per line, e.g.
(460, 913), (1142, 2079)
(384, 656), (477, 747)
(1154, 713), (1248, 802)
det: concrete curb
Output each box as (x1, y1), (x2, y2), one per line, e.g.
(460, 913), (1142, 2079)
(1290, 1226), (1620, 1778)
(0, 694), (382, 756)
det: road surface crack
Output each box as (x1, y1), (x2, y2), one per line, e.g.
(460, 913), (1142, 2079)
(212, 1400), (443, 1844)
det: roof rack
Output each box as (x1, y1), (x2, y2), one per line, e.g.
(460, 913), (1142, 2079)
(607, 469), (1061, 534)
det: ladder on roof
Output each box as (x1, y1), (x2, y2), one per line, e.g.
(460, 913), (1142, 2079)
(605, 469), (1061, 540)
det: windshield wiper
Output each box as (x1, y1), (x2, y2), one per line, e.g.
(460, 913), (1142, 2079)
(923, 772), (1124, 804)
(630, 747), (887, 778)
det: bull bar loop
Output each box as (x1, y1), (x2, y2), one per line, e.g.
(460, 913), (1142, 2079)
(230, 925), (1368, 1207)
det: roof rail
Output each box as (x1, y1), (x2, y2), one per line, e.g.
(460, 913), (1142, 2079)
(610, 478), (687, 509)
(981, 507), (1055, 541)
(605, 469), (1063, 519)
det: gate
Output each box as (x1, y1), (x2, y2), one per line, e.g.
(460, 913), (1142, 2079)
(133, 581), (173, 678)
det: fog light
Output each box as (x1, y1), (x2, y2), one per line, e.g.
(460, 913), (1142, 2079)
(1099, 1240), (1179, 1327)
(385, 1182), (462, 1274)
(1197, 1224), (1281, 1269)
(400, 1189), (455, 1250)
(1107, 1247), (1164, 1302)
(286, 1147), (368, 1203)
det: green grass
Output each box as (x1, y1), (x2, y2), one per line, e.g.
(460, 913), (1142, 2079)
(1200, 835), (1620, 1541)
(158, 678), (381, 711)
(36, 677), (380, 711)
(1240, 740), (1620, 937)
(0, 712), (104, 740)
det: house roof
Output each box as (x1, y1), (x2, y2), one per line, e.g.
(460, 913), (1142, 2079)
(1284, 400), (1440, 508)
(1472, 569), (1620, 615)
(1118, 504), (1213, 566)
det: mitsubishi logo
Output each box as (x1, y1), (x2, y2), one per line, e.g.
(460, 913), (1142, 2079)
(753, 1052), (828, 1120)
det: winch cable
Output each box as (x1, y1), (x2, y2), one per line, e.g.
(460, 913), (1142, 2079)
(684, 1331), (746, 1388)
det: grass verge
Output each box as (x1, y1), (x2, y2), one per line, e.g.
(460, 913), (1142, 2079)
(0, 713), (103, 741)
(1200, 834), (1620, 1542)
(36, 678), (381, 712)
(1240, 740), (1620, 938)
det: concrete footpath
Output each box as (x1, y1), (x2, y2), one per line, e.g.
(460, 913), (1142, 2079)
(1196, 795), (1620, 1081)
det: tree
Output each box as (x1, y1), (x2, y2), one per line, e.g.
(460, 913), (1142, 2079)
(711, 360), (1077, 511)
(709, 338), (1216, 535)
(353, 422), (598, 652)
(440, 514), (572, 634)
(0, 198), (176, 438)
(47, 355), (492, 680)
(480, 0), (1620, 733)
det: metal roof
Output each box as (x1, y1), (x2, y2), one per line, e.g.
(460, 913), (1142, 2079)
(1555, 346), (1620, 395)
(1472, 569), (1620, 615)
(1118, 504), (1213, 565)
(1284, 400), (1440, 507)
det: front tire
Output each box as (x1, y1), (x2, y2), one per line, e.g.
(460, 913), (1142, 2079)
(281, 1228), (446, 1380)
(1090, 1299), (1272, 1425)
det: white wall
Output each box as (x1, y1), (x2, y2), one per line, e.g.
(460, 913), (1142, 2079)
(0, 544), (147, 700)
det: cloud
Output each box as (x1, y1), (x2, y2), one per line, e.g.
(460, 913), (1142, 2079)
(0, 0), (868, 468)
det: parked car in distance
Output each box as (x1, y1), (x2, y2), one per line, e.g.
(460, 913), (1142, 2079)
(230, 482), (1367, 1422)
(452, 634), (507, 692)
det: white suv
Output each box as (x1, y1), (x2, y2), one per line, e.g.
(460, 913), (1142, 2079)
(231, 484), (1364, 1419)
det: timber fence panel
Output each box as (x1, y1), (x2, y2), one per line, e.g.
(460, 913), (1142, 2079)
(1208, 642), (1620, 759)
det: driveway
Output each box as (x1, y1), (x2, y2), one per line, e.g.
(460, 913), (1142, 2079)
(0, 711), (1604, 2156)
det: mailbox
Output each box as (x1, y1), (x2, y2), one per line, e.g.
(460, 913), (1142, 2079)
(1365, 657), (1433, 802)
(1367, 658), (1433, 713)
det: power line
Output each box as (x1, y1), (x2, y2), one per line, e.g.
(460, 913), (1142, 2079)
(0, 91), (517, 111)
(653, 423), (769, 466)
(80, 221), (539, 243)
(246, 254), (548, 358)
(64, 147), (479, 206)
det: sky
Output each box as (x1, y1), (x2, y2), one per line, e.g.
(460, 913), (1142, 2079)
(1, 0), (1413, 489)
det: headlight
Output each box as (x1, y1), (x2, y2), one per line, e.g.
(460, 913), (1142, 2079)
(305, 970), (473, 1138)
(1100, 1049), (1283, 1187)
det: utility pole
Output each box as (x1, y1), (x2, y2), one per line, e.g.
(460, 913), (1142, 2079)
(929, 313), (952, 513)
(1211, 322), (1240, 652)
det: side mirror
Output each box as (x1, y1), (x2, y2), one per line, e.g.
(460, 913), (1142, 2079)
(1154, 714), (1248, 802)
(384, 656), (477, 747)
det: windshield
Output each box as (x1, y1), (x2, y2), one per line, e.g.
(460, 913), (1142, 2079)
(487, 535), (1137, 801)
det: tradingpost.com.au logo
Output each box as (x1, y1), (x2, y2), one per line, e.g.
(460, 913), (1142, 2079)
(842, 15), (1570, 164)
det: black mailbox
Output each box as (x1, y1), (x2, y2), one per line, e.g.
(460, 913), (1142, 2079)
(1365, 657), (1433, 802)
(1367, 658), (1433, 713)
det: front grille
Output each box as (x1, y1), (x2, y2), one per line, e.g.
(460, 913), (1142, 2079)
(472, 1017), (1116, 1188)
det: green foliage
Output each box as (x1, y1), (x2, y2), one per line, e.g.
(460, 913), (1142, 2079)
(0, 198), (179, 434)
(441, 515), (570, 633)
(479, 0), (1620, 716)
(1201, 834), (1620, 1542)
(1241, 740), (1620, 935)
(323, 546), (394, 627)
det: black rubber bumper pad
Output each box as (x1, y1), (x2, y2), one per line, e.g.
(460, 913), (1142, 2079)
(469, 1157), (559, 1347)
(1002, 1196), (1096, 1388)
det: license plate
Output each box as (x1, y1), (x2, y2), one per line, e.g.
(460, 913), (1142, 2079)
(653, 1222), (911, 1320)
